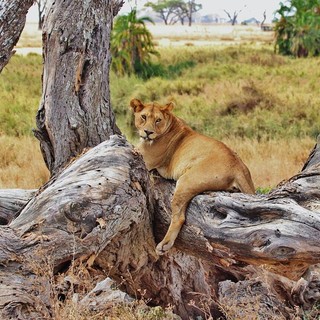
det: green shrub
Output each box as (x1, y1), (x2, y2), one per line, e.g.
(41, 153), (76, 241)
(274, 0), (320, 57)
(111, 9), (160, 77)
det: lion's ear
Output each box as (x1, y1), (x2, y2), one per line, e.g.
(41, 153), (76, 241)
(161, 102), (174, 112)
(130, 99), (144, 113)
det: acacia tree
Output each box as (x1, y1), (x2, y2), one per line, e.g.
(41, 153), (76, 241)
(177, 0), (202, 26)
(145, 0), (181, 25)
(145, 0), (201, 25)
(0, 0), (320, 319)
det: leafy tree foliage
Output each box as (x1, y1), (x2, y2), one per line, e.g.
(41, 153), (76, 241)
(145, 0), (182, 25)
(145, 0), (202, 26)
(274, 0), (320, 57)
(111, 9), (159, 77)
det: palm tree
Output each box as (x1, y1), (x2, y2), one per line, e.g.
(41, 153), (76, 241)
(274, 0), (320, 57)
(111, 9), (159, 76)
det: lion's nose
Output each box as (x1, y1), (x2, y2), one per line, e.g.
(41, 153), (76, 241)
(144, 130), (154, 136)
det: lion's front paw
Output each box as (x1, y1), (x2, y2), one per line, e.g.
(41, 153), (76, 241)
(156, 240), (174, 255)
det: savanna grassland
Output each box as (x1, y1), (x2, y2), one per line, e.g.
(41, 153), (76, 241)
(112, 44), (319, 189)
(0, 28), (319, 190)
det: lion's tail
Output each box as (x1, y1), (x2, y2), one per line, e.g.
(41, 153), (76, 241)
(235, 170), (255, 194)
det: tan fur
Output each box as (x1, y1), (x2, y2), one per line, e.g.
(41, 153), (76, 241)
(130, 98), (255, 255)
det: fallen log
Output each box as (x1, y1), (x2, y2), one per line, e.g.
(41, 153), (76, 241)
(0, 136), (214, 319)
(153, 170), (320, 280)
(0, 134), (319, 319)
(0, 189), (36, 225)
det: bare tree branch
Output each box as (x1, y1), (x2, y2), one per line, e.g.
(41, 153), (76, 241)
(0, 0), (35, 72)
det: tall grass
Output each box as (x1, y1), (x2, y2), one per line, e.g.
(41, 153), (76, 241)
(0, 53), (42, 137)
(0, 135), (49, 188)
(0, 53), (48, 188)
(0, 46), (318, 189)
(111, 45), (318, 189)
(225, 136), (313, 188)
(112, 46), (320, 140)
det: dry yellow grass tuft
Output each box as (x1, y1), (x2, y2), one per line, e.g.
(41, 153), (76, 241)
(225, 137), (314, 189)
(0, 134), (312, 191)
(0, 135), (49, 189)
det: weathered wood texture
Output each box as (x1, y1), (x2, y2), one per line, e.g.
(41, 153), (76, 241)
(0, 136), (216, 319)
(1, 0), (319, 317)
(0, 189), (36, 225)
(34, 0), (123, 176)
(0, 135), (319, 319)
(0, 0), (34, 72)
(153, 169), (320, 280)
(302, 135), (320, 171)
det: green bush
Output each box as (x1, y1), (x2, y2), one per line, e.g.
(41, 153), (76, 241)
(111, 9), (160, 77)
(274, 0), (320, 57)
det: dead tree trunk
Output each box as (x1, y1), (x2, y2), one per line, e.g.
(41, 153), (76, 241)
(0, 0), (35, 72)
(1, 135), (320, 319)
(0, 189), (36, 225)
(0, 136), (216, 319)
(33, 0), (122, 176)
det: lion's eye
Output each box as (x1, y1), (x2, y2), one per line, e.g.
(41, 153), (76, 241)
(141, 115), (146, 120)
(155, 118), (162, 124)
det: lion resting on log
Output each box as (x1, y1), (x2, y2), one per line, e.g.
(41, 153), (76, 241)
(130, 98), (255, 254)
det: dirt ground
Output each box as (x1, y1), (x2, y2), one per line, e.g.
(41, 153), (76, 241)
(16, 22), (274, 55)
(148, 23), (274, 46)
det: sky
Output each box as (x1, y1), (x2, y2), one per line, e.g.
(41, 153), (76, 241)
(27, 0), (283, 23)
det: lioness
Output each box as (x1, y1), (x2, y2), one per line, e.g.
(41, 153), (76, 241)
(130, 98), (255, 255)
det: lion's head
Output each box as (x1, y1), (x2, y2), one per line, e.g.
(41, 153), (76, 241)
(130, 99), (174, 142)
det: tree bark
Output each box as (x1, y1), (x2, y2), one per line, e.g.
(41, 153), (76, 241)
(0, 189), (36, 225)
(0, 136), (217, 319)
(34, 0), (123, 176)
(0, 0), (35, 73)
(0, 135), (319, 319)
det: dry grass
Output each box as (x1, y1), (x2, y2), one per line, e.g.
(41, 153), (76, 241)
(0, 135), (49, 188)
(17, 23), (273, 49)
(225, 137), (314, 189)
(0, 134), (312, 190)
(26, 250), (178, 320)
(16, 22), (42, 48)
(148, 24), (274, 47)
